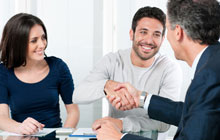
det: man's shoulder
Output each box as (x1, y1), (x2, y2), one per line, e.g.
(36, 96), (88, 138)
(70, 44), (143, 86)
(104, 48), (130, 57)
(101, 48), (131, 63)
(155, 53), (179, 68)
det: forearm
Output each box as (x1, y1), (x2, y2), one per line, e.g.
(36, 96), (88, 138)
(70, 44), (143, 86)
(73, 79), (108, 104)
(121, 115), (170, 132)
(73, 53), (116, 104)
(63, 104), (80, 128)
(0, 115), (20, 133)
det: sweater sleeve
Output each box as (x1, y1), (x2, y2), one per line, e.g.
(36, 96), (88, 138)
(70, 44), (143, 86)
(158, 59), (183, 101)
(121, 114), (170, 132)
(73, 53), (115, 104)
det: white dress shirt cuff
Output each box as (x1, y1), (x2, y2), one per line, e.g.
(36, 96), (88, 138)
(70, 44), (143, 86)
(143, 93), (153, 114)
(120, 133), (128, 139)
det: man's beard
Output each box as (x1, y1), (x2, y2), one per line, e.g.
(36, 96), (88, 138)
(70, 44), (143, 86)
(132, 41), (158, 60)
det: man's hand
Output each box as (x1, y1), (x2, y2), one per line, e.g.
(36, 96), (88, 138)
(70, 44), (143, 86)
(108, 82), (142, 110)
(104, 80), (120, 96)
(95, 120), (123, 140)
(92, 117), (123, 131)
(105, 80), (136, 109)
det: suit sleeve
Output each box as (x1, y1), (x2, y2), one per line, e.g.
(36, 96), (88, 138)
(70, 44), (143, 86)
(148, 95), (184, 126)
(72, 53), (115, 104)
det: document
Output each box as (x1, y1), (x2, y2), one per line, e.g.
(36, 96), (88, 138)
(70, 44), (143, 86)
(0, 128), (55, 137)
(69, 128), (96, 138)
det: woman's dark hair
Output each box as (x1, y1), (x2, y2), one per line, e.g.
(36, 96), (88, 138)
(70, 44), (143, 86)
(132, 6), (166, 36)
(0, 13), (47, 68)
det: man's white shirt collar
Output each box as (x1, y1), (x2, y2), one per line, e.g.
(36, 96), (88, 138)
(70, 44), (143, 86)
(191, 47), (208, 79)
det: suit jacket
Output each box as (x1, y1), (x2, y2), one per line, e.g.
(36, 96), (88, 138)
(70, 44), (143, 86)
(122, 42), (220, 140)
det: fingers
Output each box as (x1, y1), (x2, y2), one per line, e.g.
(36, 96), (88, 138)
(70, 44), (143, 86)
(92, 119), (107, 131)
(106, 87), (129, 107)
(92, 122), (101, 131)
(117, 91), (129, 106)
(107, 95), (117, 103)
(96, 121), (123, 140)
(119, 83), (141, 108)
(27, 118), (44, 130)
(107, 95), (123, 110)
(107, 82), (141, 111)
(24, 124), (38, 135)
(18, 117), (45, 135)
(114, 83), (126, 91)
(121, 88), (136, 108)
(107, 95), (121, 109)
(107, 90), (137, 111)
(107, 94), (134, 111)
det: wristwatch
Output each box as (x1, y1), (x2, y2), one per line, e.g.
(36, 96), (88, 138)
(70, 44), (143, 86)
(139, 91), (147, 108)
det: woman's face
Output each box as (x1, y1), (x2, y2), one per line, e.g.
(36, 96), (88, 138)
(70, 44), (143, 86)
(26, 24), (47, 62)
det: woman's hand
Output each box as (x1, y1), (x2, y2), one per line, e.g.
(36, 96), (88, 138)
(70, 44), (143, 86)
(16, 117), (44, 135)
(6, 136), (39, 140)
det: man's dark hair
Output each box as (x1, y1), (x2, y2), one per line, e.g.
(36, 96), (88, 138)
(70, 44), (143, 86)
(167, 0), (220, 45)
(0, 13), (48, 69)
(131, 6), (166, 36)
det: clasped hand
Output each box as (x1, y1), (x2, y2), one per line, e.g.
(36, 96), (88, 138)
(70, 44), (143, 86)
(105, 80), (141, 111)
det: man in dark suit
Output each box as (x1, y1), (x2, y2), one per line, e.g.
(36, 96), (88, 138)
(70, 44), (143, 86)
(95, 0), (220, 140)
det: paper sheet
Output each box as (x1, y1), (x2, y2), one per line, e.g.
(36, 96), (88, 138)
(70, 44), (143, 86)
(0, 128), (55, 136)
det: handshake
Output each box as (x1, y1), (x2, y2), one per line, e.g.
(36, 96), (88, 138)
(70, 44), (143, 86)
(104, 80), (148, 111)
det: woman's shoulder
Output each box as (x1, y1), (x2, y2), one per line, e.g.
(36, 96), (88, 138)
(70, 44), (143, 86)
(0, 63), (9, 73)
(45, 56), (63, 62)
(0, 63), (10, 81)
(45, 56), (66, 66)
(45, 56), (69, 70)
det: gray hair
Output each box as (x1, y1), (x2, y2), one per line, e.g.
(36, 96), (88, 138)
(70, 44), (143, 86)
(167, 0), (220, 45)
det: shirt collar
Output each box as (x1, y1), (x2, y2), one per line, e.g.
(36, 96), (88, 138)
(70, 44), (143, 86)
(191, 47), (208, 79)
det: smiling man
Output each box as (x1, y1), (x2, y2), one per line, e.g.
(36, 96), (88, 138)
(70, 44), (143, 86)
(73, 6), (182, 133)
(96, 0), (220, 140)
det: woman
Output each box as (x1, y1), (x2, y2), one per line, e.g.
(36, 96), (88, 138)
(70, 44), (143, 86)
(0, 13), (79, 135)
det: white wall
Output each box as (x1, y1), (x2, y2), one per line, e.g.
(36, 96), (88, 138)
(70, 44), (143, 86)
(33, 0), (103, 127)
